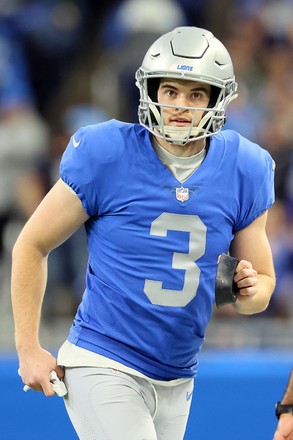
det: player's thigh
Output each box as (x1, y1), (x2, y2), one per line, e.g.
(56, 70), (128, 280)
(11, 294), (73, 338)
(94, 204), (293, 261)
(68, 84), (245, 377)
(154, 379), (194, 440)
(63, 367), (158, 440)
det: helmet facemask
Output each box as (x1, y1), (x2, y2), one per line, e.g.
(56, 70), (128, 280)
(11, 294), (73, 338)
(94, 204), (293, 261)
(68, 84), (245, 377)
(135, 26), (238, 145)
(136, 71), (238, 146)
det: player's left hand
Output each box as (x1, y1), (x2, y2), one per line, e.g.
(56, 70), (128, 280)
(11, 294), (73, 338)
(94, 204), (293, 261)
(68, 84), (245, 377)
(233, 260), (257, 300)
(273, 414), (293, 439)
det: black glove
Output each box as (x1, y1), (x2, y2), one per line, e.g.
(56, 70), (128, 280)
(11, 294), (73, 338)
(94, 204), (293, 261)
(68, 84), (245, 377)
(215, 253), (239, 309)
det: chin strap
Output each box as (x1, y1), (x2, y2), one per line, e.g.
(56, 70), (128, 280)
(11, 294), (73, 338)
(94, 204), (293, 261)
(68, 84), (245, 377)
(154, 124), (206, 145)
(148, 91), (238, 145)
(150, 102), (213, 145)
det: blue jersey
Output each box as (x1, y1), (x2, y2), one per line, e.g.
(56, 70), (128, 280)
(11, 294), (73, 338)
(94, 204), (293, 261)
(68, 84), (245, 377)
(60, 120), (275, 380)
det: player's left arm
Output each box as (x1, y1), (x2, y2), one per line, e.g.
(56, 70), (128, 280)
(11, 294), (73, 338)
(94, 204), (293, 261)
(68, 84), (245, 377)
(230, 210), (276, 314)
(274, 370), (293, 440)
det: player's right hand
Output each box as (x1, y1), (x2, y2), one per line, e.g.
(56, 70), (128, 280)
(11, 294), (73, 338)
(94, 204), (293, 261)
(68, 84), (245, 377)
(18, 346), (64, 397)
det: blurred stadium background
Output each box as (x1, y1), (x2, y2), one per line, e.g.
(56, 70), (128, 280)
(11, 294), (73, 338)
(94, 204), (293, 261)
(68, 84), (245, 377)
(0, 0), (292, 439)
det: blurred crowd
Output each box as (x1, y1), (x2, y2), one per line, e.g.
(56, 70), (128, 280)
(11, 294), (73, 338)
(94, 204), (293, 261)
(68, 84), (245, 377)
(1, 0), (293, 324)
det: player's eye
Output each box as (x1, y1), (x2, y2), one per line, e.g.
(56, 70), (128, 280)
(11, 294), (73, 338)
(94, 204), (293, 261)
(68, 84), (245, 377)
(191, 92), (202, 99)
(166, 89), (176, 97)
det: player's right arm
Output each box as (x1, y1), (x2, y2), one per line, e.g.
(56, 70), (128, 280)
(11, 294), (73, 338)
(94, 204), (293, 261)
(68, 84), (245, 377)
(11, 179), (89, 396)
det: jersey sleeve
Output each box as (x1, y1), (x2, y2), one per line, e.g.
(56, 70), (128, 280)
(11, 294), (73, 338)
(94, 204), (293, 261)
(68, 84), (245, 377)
(234, 144), (275, 232)
(59, 125), (99, 217)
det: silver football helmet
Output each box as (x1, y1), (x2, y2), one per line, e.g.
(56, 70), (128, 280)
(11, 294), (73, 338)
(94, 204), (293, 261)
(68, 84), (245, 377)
(135, 26), (238, 145)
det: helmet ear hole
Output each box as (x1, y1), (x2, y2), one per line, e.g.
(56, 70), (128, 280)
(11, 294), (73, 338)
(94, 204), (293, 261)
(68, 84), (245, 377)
(208, 86), (220, 108)
(147, 78), (160, 102)
(146, 78), (162, 125)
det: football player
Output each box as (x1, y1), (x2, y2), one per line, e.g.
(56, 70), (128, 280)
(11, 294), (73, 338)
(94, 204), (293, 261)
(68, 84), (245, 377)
(12, 27), (276, 440)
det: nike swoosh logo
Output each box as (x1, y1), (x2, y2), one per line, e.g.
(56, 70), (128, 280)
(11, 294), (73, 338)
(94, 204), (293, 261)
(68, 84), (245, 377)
(72, 135), (81, 148)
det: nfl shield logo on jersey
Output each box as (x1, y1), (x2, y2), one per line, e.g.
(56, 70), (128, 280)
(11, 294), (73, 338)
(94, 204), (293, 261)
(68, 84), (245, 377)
(176, 187), (189, 202)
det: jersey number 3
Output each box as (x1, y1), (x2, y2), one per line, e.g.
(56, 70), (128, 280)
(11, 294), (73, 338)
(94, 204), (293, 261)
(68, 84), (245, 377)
(144, 213), (207, 307)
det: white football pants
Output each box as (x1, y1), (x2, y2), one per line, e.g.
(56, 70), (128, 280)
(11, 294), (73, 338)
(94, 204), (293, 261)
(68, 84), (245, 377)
(63, 366), (194, 440)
